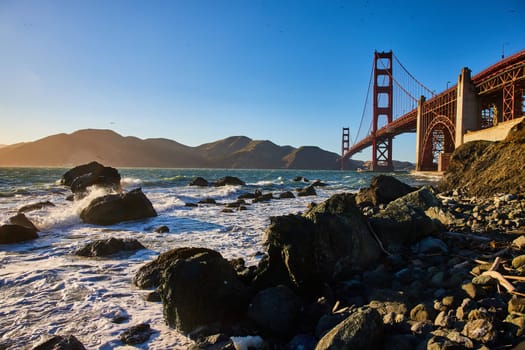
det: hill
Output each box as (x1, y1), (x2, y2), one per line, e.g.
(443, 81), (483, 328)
(0, 129), (356, 170)
(439, 119), (525, 197)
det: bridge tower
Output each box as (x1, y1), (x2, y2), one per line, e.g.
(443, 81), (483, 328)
(371, 51), (394, 171)
(341, 127), (350, 170)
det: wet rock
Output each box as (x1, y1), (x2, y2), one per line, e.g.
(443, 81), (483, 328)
(293, 176), (309, 182)
(154, 225), (169, 233)
(185, 202), (198, 207)
(279, 191), (295, 199)
(315, 312), (350, 339)
(189, 177), (209, 187)
(32, 335), (86, 350)
(513, 255), (525, 269)
(145, 291), (161, 302)
(62, 161), (121, 194)
(119, 323), (153, 345)
(213, 176), (245, 187)
(75, 237), (146, 257)
(18, 200), (55, 213)
(0, 224), (38, 244)
(159, 249), (249, 334)
(312, 180), (328, 187)
(247, 285), (300, 335)
(80, 188), (157, 225)
(133, 247), (221, 289)
(199, 198), (217, 205)
(315, 308), (383, 350)
(8, 213), (38, 231)
(222, 208), (234, 213)
(297, 185), (317, 197)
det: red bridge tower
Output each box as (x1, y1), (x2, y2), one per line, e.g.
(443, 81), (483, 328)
(371, 51), (394, 171)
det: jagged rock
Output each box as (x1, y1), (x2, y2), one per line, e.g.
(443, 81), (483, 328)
(198, 198), (217, 205)
(18, 200), (55, 213)
(119, 323), (153, 345)
(247, 285), (301, 335)
(293, 176), (309, 182)
(134, 247), (219, 289)
(32, 335), (86, 350)
(8, 213), (38, 231)
(312, 180), (328, 187)
(213, 176), (245, 187)
(159, 249), (249, 334)
(80, 188), (157, 225)
(315, 308), (384, 350)
(61, 161), (121, 194)
(256, 193), (381, 292)
(189, 177), (209, 187)
(370, 187), (440, 252)
(355, 175), (415, 207)
(0, 224), (38, 244)
(75, 237), (146, 257)
(297, 185), (316, 197)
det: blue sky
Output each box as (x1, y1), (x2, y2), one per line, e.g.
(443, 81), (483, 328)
(1, 0), (524, 161)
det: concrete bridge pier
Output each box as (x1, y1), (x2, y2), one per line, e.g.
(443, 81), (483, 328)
(455, 67), (480, 148)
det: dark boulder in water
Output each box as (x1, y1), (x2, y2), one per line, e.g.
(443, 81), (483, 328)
(8, 213), (39, 231)
(119, 323), (153, 345)
(31, 335), (86, 350)
(18, 200), (55, 214)
(80, 188), (157, 225)
(133, 247), (220, 289)
(213, 176), (246, 187)
(189, 177), (209, 187)
(159, 249), (249, 334)
(61, 161), (121, 194)
(297, 185), (316, 197)
(75, 237), (146, 257)
(0, 224), (38, 244)
(355, 175), (415, 207)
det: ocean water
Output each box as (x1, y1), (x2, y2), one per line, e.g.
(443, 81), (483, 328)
(0, 168), (438, 349)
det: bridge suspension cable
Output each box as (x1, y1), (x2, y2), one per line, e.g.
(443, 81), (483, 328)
(352, 60), (374, 146)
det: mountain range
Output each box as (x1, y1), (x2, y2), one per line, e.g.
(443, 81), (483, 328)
(0, 129), (413, 170)
(0, 129), (352, 169)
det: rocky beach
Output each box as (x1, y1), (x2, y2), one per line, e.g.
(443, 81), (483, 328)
(0, 121), (523, 350)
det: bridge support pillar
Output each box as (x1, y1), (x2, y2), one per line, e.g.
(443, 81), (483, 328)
(455, 67), (479, 147)
(415, 96), (426, 171)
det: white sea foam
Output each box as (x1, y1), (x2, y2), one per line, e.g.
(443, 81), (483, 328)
(121, 176), (144, 188)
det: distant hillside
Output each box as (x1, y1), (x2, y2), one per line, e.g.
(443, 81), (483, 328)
(0, 129), (360, 170)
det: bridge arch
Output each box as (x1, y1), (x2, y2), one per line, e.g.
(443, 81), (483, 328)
(419, 115), (455, 171)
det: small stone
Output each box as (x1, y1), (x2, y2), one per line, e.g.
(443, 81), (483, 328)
(410, 303), (435, 322)
(154, 225), (169, 233)
(410, 320), (433, 334)
(221, 208), (234, 213)
(456, 298), (477, 321)
(462, 318), (496, 343)
(413, 237), (448, 254)
(472, 274), (498, 286)
(512, 255), (525, 269)
(434, 310), (453, 328)
(145, 291), (161, 302)
(446, 331), (474, 349)
(509, 296), (525, 315)
(461, 282), (485, 300)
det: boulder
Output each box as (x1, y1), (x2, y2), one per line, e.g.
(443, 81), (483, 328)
(315, 308), (384, 350)
(189, 177), (209, 187)
(18, 200), (55, 214)
(279, 191), (295, 199)
(119, 323), (153, 345)
(297, 185), (316, 197)
(61, 161), (121, 194)
(32, 335), (86, 350)
(369, 187), (440, 252)
(257, 193), (381, 292)
(293, 176), (309, 182)
(0, 224), (38, 244)
(80, 188), (157, 225)
(355, 175), (415, 207)
(247, 285), (301, 335)
(75, 237), (146, 257)
(155, 225), (170, 233)
(159, 250), (249, 334)
(213, 176), (246, 187)
(8, 213), (38, 231)
(133, 247), (221, 289)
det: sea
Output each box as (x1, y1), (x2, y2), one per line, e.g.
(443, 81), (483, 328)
(0, 168), (439, 349)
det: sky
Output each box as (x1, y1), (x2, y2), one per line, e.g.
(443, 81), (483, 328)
(1, 0), (524, 161)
